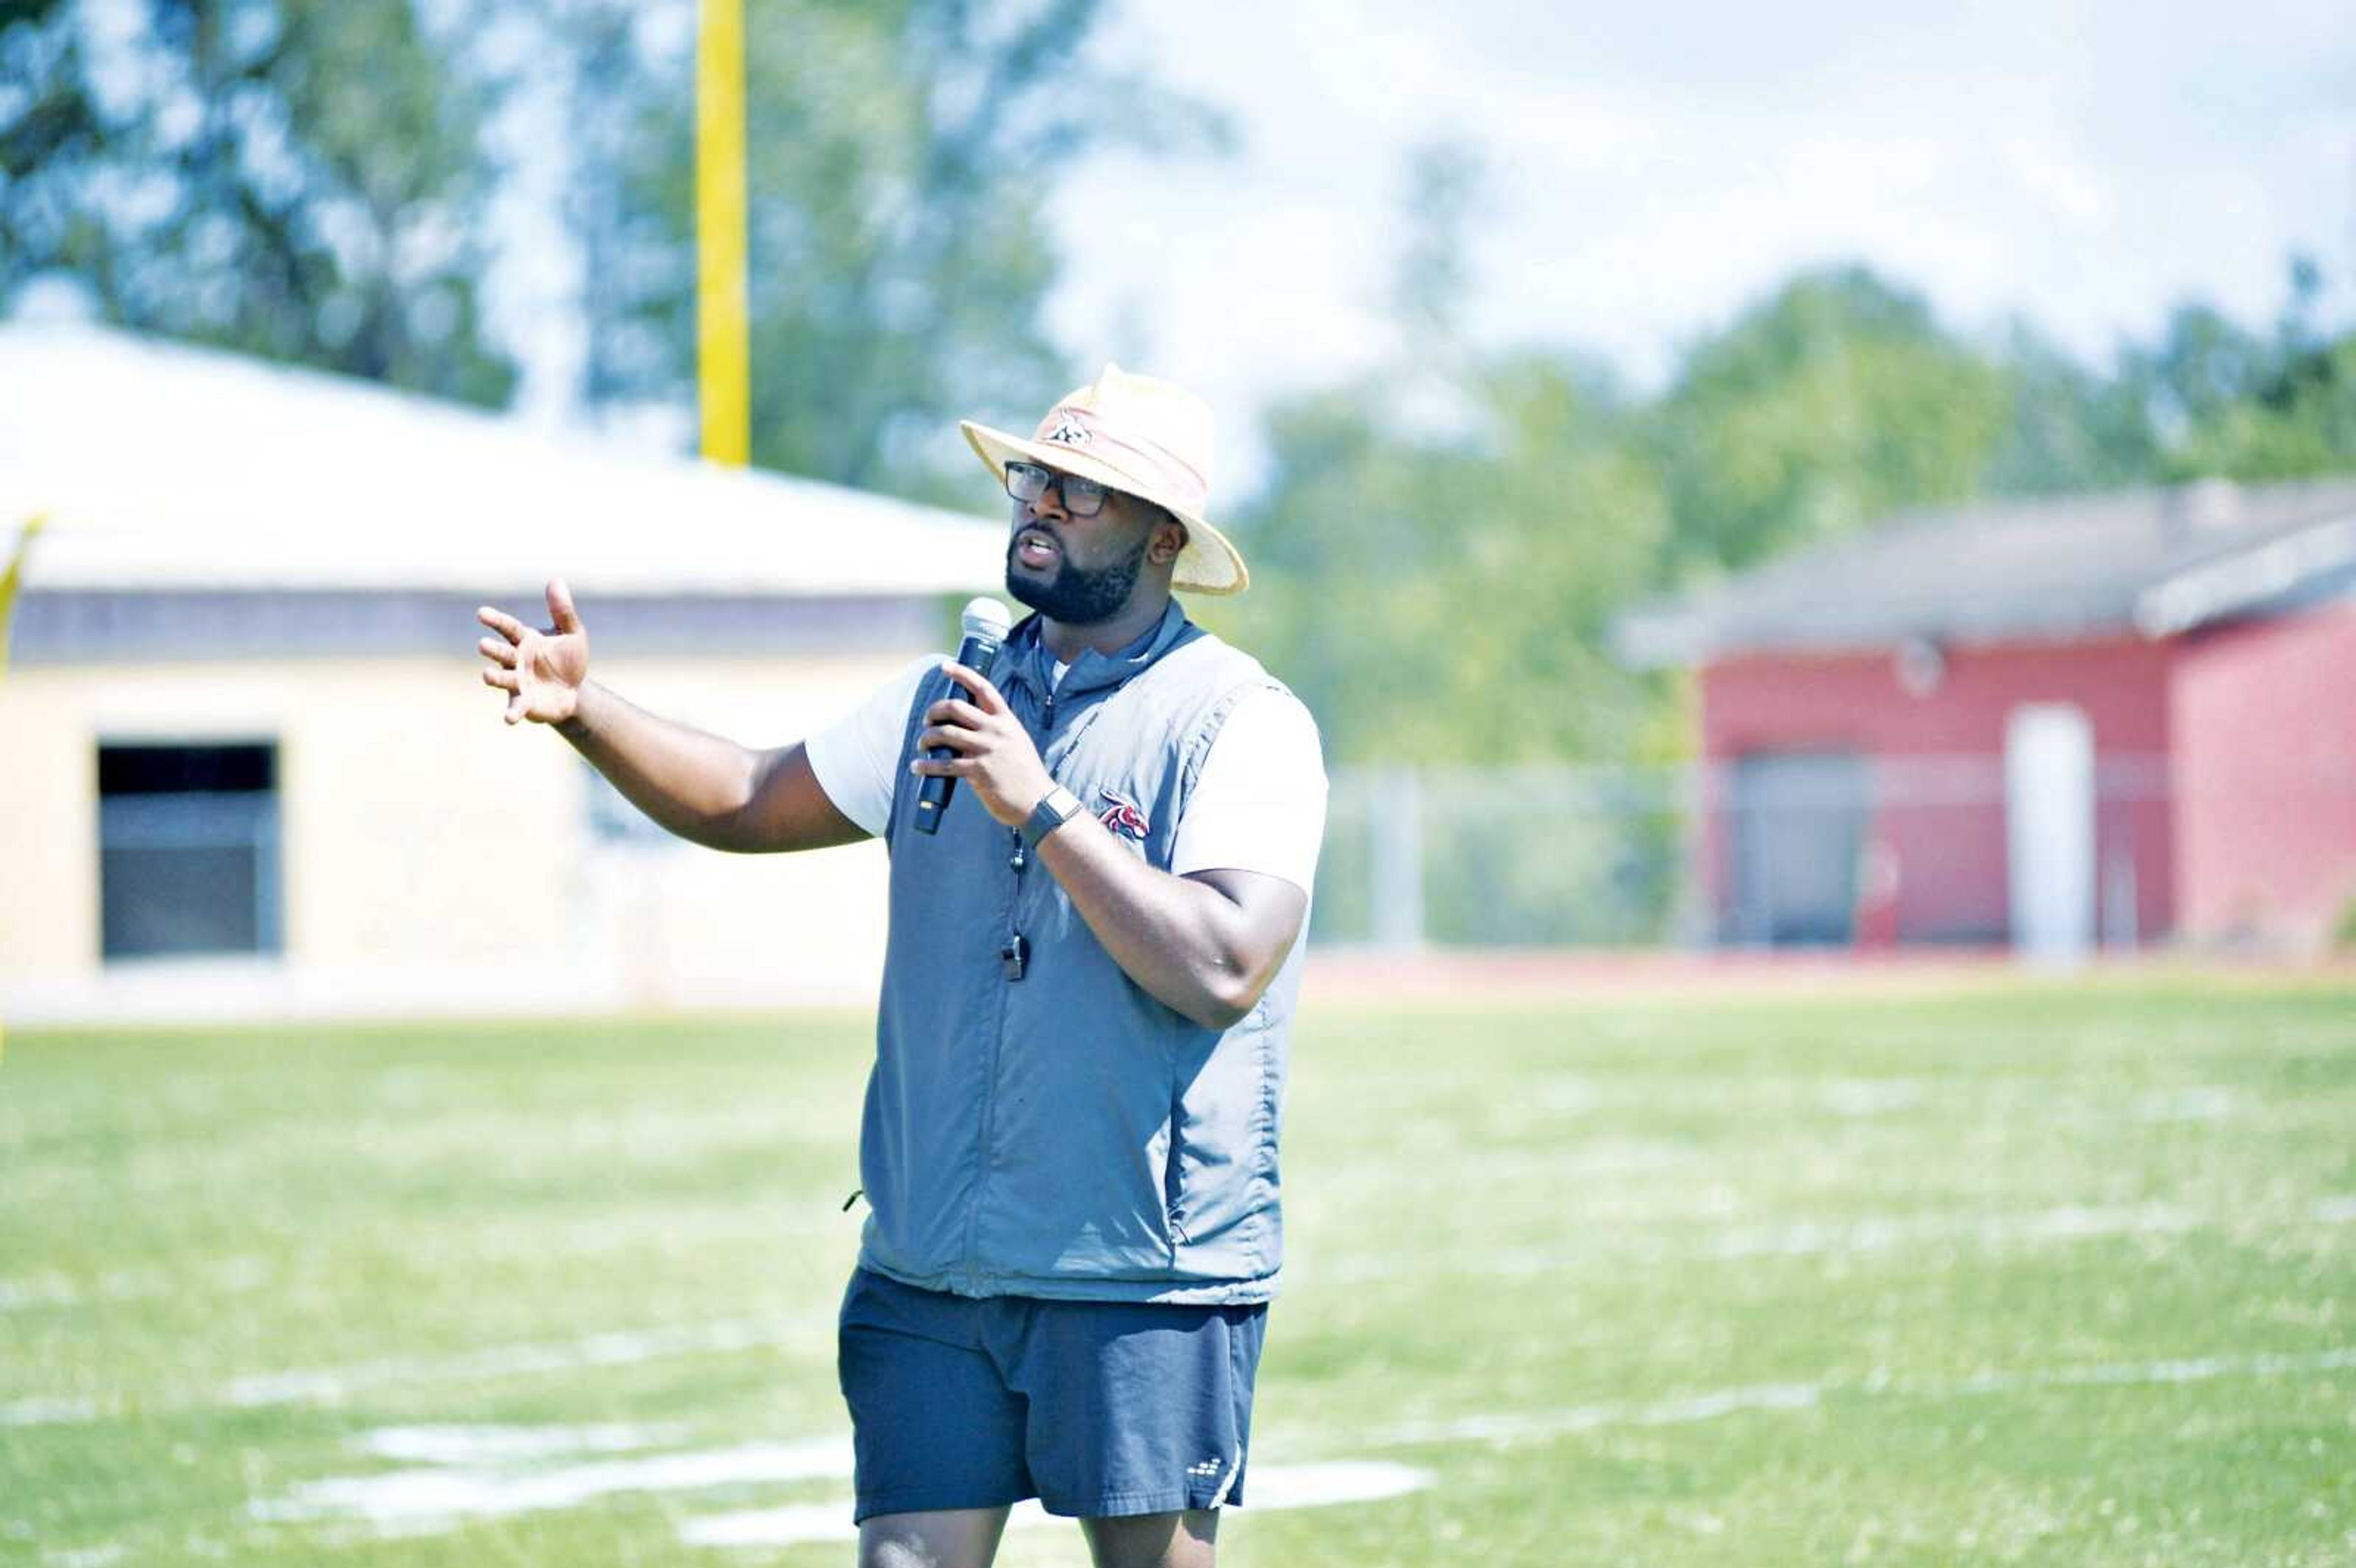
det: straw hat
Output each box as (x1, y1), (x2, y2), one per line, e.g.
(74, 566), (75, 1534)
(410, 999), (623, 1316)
(960, 363), (1247, 595)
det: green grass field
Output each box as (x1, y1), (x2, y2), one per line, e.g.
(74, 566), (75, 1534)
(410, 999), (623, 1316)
(4, 978), (2353, 1566)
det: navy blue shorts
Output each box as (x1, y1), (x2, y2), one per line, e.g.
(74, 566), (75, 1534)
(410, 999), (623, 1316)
(836, 1267), (1268, 1523)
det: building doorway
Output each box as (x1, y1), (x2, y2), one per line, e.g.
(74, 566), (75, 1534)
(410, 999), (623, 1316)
(2004, 704), (2095, 963)
(1727, 750), (1869, 946)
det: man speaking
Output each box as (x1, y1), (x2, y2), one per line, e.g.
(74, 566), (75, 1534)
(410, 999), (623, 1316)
(476, 365), (1325, 1568)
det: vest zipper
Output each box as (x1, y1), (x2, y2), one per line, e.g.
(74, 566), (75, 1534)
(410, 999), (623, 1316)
(963, 680), (1054, 1294)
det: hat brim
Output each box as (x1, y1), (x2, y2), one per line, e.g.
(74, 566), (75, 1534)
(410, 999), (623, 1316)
(960, 420), (1247, 595)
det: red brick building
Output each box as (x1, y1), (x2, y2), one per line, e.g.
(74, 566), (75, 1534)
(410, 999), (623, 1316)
(1617, 479), (2356, 955)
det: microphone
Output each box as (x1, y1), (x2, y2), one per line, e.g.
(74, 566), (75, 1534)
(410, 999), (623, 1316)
(913, 596), (1012, 836)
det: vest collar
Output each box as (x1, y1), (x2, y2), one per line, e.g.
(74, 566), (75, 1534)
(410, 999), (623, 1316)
(1003, 599), (1193, 702)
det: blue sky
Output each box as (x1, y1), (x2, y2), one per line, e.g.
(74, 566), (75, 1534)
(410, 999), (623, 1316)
(1035, 0), (2355, 483)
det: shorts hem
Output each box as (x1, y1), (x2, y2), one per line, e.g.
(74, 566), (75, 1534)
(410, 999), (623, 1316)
(853, 1485), (1036, 1526)
(1040, 1488), (1241, 1519)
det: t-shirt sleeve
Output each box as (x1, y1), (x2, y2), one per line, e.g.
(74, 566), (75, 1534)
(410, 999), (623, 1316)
(1169, 688), (1328, 896)
(802, 654), (939, 839)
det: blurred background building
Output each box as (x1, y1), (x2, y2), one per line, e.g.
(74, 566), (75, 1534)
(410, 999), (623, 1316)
(0, 323), (997, 1022)
(1618, 478), (2356, 957)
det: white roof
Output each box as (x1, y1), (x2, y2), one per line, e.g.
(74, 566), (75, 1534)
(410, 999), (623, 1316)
(0, 322), (1004, 598)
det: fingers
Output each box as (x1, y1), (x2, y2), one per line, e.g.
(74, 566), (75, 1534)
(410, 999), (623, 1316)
(547, 578), (582, 636)
(477, 604), (528, 644)
(504, 693), (528, 726)
(479, 636), (518, 669)
(915, 723), (983, 755)
(482, 666), (521, 694)
(923, 698), (985, 729)
(938, 661), (1009, 714)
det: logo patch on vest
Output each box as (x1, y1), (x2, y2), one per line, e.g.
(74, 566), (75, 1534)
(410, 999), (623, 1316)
(1042, 412), (1091, 446)
(1097, 787), (1150, 842)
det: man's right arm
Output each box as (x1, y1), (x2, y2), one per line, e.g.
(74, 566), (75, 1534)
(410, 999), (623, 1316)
(478, 578), (867, 855)
(555, 682), (866, 855)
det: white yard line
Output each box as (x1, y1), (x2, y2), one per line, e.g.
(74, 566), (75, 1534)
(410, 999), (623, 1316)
(10, 1194), (2347, 1431)
(1314, 1196), (2356, 1283)
(12, 1183), (2350, 1428)
(1820, 1078), (1929, 1116)
(1325, 1345), (2356, 1453)
(39, 1546), (125, 1568)
(677, 1461), (1438, 1548)
(2133, 1085), (2239, 1123)
(1, 1396), (101, 1427)
(1928, 1346), (2356, 1396)
(359, 1423), (687, 1465)
(233, 1343), (2351, 1547)
(1, 1258), (268, 1314)
(0, 1277), (82, 1311)
(221, 1317), (813, 1409)
(2, 1317), (817, 1428)
(250, 1436), (854, 1529)
(1345, 1383), (1828, 1448)
(676, 1502), (857, 1548)
(252, 1424), (1428, 1547)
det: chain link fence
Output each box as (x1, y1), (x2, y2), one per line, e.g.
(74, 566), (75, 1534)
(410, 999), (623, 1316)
(1310, 756), (2350, 953)
(1314, 765), (1690, 948)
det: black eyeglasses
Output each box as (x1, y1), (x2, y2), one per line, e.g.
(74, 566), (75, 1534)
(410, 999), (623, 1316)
(1004, 460), (1111, 517)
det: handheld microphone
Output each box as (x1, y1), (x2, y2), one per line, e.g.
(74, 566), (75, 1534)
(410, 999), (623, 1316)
(913, 596), (1012, 836)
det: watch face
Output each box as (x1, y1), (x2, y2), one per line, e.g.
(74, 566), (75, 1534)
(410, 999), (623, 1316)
(1025, 786), (1081, 848)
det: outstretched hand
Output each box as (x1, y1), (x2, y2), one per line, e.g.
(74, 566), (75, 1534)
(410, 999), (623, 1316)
(478, 580), (590, 726)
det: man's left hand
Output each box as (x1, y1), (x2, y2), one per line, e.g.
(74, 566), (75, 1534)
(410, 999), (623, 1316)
(909, 663), (1055, 828)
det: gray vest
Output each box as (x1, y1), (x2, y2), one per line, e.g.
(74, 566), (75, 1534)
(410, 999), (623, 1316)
(857, 602), (1304, 1305)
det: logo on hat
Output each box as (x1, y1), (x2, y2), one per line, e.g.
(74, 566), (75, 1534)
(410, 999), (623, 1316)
(1042, 412), (1091, 447)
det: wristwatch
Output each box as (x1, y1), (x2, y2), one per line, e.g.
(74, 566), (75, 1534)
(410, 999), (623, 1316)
(1020, 784), (1084, 849)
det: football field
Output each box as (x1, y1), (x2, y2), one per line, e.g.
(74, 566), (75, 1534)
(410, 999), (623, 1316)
(4, 976), (2352, 1566)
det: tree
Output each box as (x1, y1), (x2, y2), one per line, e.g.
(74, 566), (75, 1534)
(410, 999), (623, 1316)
(2158, 333), (2356, 482)
(1981, 319), (2158, 496)
(1391, 136), (1484, 354)
(548, 0), (663, 415)
(0, 3), (104, 302)
(1212, 139), (1671, 767)
(1236, 357), (1672, 766)
(2141, 260), (2356, 483)
(554, 0), (1223, 498)
(0, 0), (515, 403)
(1649, 266), (2008, 577)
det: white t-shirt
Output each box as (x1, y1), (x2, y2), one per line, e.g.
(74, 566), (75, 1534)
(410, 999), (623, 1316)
(805, 653), (1328, 896)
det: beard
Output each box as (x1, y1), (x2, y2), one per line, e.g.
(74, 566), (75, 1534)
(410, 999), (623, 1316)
(1004, 529), (1150, 625)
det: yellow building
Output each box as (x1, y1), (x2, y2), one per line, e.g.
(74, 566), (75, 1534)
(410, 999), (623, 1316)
(0, 325), (1001, 1023)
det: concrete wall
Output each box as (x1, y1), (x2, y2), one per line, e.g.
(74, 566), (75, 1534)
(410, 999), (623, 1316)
(1, 647), (926, 1022)
(1696, 636), (2176, 946)
(2171, 599), (2356, 949)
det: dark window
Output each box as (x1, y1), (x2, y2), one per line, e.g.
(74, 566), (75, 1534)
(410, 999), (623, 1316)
(98, 742), (282, 960)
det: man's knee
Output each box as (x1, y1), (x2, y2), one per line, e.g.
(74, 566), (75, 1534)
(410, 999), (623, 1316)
(858, 1506), (1011, 1568)
(1081, 1507), (1220, 1568)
